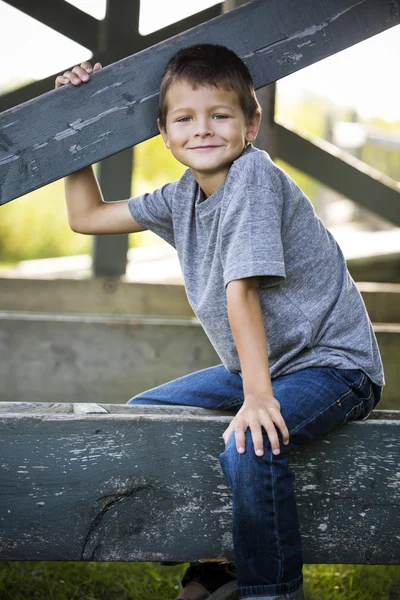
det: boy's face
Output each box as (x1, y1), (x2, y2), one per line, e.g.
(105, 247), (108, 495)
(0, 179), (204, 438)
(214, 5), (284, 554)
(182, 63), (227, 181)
(158, 80), (260, 190)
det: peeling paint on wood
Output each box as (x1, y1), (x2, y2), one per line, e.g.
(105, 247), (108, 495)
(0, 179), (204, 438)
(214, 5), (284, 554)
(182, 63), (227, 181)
(0, 407), (399, 563)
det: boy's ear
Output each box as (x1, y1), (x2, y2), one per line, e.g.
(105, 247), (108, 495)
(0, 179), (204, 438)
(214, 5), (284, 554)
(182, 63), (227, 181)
(245, 110), (262, 143)
(157, 118), (170, 149)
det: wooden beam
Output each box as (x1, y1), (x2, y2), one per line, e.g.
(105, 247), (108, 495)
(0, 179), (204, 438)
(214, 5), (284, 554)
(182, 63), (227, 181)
(347, 252), (400, 283)
(0, 405), (398, 562)
(1, 0), (398, 205)
(2, 0), (99, 50)
(0, 278), (195, 318)
(0, 311), (397, 407)
(275, 118), (400, 226)
(1, 277), (400, 323)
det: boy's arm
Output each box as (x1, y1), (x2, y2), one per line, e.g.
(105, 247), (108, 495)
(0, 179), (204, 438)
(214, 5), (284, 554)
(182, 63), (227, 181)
(56, 63), (145, 236)
(223, 277), (290, 456)
(65, 165), (146, 235)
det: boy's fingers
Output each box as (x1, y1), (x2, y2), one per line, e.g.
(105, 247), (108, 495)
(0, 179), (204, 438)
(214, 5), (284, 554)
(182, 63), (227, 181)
(248, 423), (265, 456)
(235, 425), (246, 454)
(261, 420), (281, 456)
(80, 61), (93, 72)
(71, 65), (89, 82)
(274, 412), (290, 445)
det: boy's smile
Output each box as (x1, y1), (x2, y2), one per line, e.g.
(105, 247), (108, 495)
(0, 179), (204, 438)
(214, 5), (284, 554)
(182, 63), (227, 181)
(158, 81), (260, 198)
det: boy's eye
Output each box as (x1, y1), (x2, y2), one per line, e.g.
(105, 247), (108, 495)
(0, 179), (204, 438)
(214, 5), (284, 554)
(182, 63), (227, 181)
(213, 114), (229, 120)
(177, 117), (191, 122)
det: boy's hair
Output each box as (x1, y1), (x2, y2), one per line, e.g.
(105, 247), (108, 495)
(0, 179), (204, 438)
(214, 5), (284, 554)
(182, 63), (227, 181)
(157, 44), (261, 129)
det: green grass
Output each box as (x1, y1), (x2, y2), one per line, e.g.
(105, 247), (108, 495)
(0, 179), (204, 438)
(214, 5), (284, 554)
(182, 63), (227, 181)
(0, 561), (399, 600)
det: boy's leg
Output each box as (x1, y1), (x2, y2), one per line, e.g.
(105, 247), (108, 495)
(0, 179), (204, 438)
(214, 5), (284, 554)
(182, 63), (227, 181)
(126, 364), (244, 410)
(219, 366), (381, 600)
(126, 365), (244, 599)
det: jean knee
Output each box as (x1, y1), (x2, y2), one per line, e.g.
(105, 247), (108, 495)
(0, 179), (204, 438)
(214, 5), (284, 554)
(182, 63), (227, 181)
(219, 429), (275, 486)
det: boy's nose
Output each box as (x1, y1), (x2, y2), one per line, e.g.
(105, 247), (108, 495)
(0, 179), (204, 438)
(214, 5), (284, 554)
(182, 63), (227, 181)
(194, 119), (213, 136)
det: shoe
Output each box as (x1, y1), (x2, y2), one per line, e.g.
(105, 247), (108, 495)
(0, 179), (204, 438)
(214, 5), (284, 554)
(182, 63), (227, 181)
(175, 562), (237, 600)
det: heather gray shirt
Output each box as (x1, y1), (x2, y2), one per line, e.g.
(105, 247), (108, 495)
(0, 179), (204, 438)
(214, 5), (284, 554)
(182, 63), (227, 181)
(128, 144), (384, 387)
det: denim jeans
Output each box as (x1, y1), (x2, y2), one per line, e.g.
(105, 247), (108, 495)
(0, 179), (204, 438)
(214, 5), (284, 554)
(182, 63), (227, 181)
(126, 365), (382, 600)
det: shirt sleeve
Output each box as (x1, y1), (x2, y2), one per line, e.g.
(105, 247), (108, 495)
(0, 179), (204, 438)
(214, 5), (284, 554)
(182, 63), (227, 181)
(219, 184), (286, 290)
(127, 182), (175, 248)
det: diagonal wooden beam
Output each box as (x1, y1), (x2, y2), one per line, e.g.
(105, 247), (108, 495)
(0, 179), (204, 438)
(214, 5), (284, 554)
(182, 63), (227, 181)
(0, 0), (399, 205)
(275, 118), (400, 225)
(2, 0), (99, 50)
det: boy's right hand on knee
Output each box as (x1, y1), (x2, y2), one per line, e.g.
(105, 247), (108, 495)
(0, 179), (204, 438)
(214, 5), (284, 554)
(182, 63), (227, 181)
(55, 61), (102, 89)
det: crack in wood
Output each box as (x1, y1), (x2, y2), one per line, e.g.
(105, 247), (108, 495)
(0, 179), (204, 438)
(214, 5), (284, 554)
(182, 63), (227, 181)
(81, 483), (153, 560)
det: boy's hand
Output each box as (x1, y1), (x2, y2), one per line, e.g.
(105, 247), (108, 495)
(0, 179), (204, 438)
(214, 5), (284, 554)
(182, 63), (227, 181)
(55, 61), (102, 89)
(222, 393), (290, 456)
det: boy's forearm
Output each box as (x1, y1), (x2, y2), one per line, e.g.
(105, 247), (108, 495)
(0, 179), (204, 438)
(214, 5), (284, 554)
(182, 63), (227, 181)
(64, 165), (104, 231)
(226, 278), (274, 398)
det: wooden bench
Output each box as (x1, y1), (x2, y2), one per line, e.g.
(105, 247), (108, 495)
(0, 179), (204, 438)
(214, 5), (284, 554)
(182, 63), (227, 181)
(0, 402), (399, 597)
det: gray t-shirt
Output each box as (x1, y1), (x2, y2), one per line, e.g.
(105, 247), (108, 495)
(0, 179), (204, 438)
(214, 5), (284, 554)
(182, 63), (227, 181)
(128, 143), (384, 387)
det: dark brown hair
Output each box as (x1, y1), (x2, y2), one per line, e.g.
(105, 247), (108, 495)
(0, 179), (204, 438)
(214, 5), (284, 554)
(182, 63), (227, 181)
(157, 44), (261, 129)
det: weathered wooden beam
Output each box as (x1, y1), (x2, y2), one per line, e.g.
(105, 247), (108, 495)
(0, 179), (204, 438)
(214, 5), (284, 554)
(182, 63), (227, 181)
(0, 311), (397, 407)
(0, 4), (223, 113)
(0, 406), (398, 563)
(2, 0), (99, 49)
(1, 0), (398, 205)
(357, 282), (400, 323)
(275, 119), (400, 226)
(347, 252), (400, 283)
(1, 277), (400, 323)
(0, 311), (220, 403)
(0, 278), (195, 318)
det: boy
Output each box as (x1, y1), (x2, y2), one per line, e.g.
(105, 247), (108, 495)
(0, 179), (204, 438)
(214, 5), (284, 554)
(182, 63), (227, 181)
(56, 44), (384, 600)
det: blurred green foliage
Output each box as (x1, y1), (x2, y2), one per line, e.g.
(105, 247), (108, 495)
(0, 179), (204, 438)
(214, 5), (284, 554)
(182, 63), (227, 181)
(0, 92), (398, 266)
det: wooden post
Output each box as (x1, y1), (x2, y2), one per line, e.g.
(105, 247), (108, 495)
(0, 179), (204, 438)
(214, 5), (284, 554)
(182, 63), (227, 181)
(92, 0), (139, 277)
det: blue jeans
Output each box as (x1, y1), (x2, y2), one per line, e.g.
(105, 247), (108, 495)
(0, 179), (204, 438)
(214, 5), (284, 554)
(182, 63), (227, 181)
(126, 365), (382, 600)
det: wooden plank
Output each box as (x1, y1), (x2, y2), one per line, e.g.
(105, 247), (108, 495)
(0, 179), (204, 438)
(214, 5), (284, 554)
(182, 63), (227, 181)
(348, 252), (400, 283)
(1, 0), (398, 205)
(275, 119), (400, 226)
(0, 311), (220, 403)
(0, 408), (399, 562)
(357, 282), (400, 323)
(0, 311), (397, 407)
(1, 277), (400, 322)
(3, 0), (99, 49)
(0, 278), (195, 317)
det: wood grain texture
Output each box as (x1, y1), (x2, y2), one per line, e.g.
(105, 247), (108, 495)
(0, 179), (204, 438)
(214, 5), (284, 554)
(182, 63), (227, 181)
(1, 0), (398, 205)
(0, 407), (398, 563)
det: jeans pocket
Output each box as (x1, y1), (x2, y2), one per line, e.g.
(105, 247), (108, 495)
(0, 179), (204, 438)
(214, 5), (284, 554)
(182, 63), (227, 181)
(335, 369), (375, 424)
(342, 399), (365, 424)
